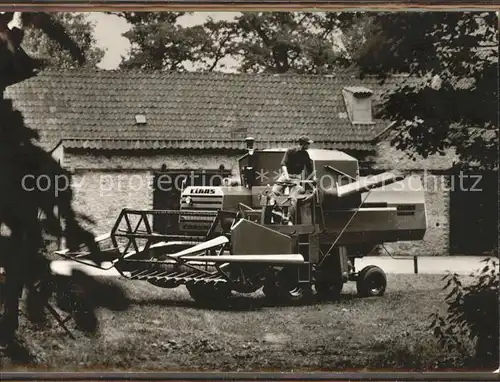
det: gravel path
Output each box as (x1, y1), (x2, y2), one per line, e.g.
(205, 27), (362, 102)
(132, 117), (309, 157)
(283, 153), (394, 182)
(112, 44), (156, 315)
(355, 255), (497, 275)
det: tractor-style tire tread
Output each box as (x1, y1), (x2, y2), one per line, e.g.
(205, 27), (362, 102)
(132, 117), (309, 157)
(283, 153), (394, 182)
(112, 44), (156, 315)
(356, 265), (387, 297)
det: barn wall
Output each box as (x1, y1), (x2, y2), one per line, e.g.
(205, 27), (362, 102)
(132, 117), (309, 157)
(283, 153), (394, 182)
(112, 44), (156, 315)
(376, 172), (450, 256)
(64, 150), (242, 174)
(64, 150), (242, 236)
(369, 141), (457, 256)
(51, 143), (65, 166)
(69, 170), (153, 237)
(371, 141), (458, 171)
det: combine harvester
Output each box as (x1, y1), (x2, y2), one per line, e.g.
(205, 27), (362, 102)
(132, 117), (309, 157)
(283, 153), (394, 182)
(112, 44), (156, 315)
(55, 138), (427, 305)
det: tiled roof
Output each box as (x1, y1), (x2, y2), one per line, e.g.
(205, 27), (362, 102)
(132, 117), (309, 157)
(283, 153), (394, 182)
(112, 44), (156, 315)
(343, 86), (373, 97)
(4, 68), (401, 152)
(60, 138), (374, 151)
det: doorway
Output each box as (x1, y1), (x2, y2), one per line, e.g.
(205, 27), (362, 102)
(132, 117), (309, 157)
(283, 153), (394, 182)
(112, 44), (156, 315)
(449, 171), (498, 255)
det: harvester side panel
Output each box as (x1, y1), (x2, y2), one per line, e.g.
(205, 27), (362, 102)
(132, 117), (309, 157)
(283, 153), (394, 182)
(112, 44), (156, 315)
(231, 219), (294, 256)
(321, 206), (426, 244)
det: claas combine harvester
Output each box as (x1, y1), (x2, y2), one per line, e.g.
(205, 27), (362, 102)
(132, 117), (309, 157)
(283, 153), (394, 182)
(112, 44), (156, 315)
(56, 138), (427, 305)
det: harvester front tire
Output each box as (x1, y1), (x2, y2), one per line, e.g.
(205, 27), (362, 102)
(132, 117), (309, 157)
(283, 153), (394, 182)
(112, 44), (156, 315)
(356, 265), (387, 297)
(262, 272), (312, 305)
(187, 284), (232, 308)
(186, 284), (206, 301)
(315, 280), (343, 302)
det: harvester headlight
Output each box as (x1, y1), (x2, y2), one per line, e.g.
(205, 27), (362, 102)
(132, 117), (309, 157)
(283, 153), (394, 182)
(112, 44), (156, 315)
(186, 196), (192, 205)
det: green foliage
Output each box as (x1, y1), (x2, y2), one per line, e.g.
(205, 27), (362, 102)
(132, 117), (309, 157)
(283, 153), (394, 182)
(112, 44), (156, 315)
(429, 258), (499, 368)
(370, 334), (471, 370)
(115, 11), (498, 169)
(114, 12), (241, 72)
(355, 12), (499, 170)
(21, 12), (105, 68)
(232, 12), (359, 74)
(116, 12), (202, 70)
(114, 11), (368, 73)
(0, 12), (122, 349)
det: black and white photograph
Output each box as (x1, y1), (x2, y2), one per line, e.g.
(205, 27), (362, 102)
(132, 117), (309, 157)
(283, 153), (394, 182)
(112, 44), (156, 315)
(0, 6), (498, 373)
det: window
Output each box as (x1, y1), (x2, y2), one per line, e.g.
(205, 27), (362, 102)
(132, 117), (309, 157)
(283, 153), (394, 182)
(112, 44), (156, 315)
(342, 87), (374, 124)
(135, 114), (146, 124)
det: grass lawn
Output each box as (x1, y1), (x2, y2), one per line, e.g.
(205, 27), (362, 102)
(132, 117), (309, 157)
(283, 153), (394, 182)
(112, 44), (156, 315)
(4, 273), (479, 372)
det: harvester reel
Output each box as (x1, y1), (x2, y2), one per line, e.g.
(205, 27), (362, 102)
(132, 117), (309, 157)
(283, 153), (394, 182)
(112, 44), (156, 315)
(144, 247), (207, 289)
(356, 265), (387, 297)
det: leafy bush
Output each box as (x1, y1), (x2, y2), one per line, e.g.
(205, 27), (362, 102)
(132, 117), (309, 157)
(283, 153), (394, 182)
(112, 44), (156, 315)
(370, 334), (469, 370)
(429, 257), (499, 369)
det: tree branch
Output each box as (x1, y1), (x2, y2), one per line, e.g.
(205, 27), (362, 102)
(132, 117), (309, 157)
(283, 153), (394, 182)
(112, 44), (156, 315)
(208, 34), (232, 72)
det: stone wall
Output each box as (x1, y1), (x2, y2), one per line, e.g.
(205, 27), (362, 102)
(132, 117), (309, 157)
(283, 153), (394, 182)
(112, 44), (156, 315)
(63, 149), (243, 237)
(369, 141), (456, 256)
(379, 172), (450, 256)
(371, 141), (458, 171)
(64, 150), (242, 174)
(70, 171), (153, 237)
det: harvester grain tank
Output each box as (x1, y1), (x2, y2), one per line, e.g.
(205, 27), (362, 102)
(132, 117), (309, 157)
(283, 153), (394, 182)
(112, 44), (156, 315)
(55, 138), (427, 305)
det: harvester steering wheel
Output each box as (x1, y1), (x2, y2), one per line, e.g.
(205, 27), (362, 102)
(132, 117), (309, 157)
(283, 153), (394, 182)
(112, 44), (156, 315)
(274, 180), (298, 187)
(274, 180), (318, 195)
(275, 179), (317, 186)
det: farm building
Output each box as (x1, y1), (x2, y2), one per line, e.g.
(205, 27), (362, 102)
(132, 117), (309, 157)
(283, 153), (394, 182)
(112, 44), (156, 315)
(3, 68), (497, 256)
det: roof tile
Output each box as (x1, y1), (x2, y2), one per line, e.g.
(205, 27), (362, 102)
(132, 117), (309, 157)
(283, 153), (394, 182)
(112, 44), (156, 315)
(5, 69), (403, 152)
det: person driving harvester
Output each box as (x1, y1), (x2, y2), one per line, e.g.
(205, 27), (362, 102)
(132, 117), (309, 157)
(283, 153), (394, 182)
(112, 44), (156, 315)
(272, 136), (316, 225)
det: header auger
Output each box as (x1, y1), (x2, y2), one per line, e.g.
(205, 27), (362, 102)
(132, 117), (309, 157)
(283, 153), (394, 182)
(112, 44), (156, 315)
(55, 138), (427, 306)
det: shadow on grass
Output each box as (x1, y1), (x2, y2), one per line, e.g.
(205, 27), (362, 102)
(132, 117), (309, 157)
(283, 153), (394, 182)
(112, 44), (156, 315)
(129, 289), (377, 312)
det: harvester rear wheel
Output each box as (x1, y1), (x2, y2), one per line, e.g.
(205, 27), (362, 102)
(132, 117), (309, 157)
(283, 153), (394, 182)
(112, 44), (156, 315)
(356, 265), (387, 297)
(315, 280), (343, 301)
